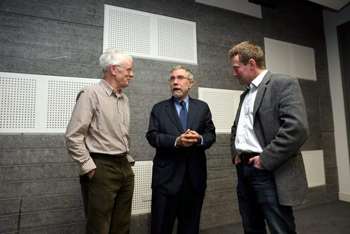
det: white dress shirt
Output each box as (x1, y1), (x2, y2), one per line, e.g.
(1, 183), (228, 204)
(235, 70), (268, 154)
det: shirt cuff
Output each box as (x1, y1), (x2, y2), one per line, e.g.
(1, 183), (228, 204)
(199, 136), (204, 145)
(79, 157), (97, 175)
(127, 154), (135, 166)
(174, 137), (179, 147)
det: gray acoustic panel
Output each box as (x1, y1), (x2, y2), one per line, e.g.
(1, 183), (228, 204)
(198, 87), (243, 133)
(264, 38), (317, 81)
(302, 150), (326, 187)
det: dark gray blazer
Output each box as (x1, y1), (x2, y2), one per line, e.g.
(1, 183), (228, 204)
(231, 71), (309, 206)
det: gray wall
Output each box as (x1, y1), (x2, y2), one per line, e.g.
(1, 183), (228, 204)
(0, 0), (338, 233)
(323, 4), (350, 202)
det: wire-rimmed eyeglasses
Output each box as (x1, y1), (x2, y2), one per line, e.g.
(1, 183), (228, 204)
(168, 75), (190, 82)
(115, 65), (133, 74)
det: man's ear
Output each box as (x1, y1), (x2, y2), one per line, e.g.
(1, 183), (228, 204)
(248, 59), (256, 69)
(188, 80), (194, 89)
(109, 65), (117, 75)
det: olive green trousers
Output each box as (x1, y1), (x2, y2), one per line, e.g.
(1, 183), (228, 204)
(80, 153), (134, 234)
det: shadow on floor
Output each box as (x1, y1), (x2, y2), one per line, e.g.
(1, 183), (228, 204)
(200, 200), (350, 234)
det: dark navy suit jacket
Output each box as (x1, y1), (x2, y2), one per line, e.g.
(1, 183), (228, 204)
(146, 96), (216, 195)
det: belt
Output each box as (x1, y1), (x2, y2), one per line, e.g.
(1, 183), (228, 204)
(90, 152), (127, 164)
(239, 152), (259, 161)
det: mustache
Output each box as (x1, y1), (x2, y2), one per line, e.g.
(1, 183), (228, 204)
(172, 85), (182, 91)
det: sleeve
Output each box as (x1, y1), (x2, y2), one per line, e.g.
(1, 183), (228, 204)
(65, 90), (96, 175)
(260, 77), (309, 171)
(198, 103), (216, 150)
(145, 105), (178, 149)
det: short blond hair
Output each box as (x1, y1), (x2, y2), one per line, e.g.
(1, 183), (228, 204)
(229, 41), (265, 69)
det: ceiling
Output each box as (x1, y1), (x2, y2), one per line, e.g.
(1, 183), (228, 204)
(308, 0), (350, 11)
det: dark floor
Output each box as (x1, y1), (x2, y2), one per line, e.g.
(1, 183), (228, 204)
(200, 200), (350, 234)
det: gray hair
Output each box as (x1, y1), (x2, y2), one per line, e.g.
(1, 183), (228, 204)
(99, 49), (133, 73)
(171, 65), (194, 81)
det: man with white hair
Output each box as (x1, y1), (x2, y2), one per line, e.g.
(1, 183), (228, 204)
(66, 49), (135, 234)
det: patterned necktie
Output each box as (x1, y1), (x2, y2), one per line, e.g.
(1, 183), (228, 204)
(180, 100), (187, 131)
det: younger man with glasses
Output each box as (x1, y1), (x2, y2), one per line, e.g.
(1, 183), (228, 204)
(146, 65), (216, 234)
(66, 49), (135, 234)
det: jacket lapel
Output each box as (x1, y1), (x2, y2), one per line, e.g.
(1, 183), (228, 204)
(253, 71), (271, 118)
(165, 97), (185, 133)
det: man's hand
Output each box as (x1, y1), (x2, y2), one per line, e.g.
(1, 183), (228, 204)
(188, 130), (201, 144)
(87, 169), (95, 180)
(235, 155), (241, 164)
(248, 156), (266, 170)
(176, 129), (201, 147)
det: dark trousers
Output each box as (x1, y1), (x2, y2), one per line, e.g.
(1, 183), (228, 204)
(151, 168), (205, 234)
(236, 162), (296, 234)
(80, 153), (134, 234)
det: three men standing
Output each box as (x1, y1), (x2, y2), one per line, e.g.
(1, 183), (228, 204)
(66, 49), (135, 234)
(146, 66), (216, 234)
(66, 41), (309, 234)
(230, 41), (309, 233)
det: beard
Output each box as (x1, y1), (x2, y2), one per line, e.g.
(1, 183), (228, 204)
(172, 89), (184, 98)
(171, 85), (189, 99)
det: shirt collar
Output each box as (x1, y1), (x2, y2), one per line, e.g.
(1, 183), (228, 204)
(174, 96), (189, 105)
(100, 79), (123, 97)
(248, 70), (268, 89)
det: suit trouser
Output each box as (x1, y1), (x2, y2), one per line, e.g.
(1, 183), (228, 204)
(80, 153), (134, 234)
(236, 161), (296, 234)
(151, 167), (205, 234)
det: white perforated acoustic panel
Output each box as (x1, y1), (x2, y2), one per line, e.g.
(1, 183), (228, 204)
(158, 18), (195, 61)
(302, 150), (326, 187)
(131, 161), (153, 214)
(104, 5), (197, 65)
(0, 72), (100, 133)
(107, 7), (151, 55)
(47, 80), (96, 129)
(1, 76), (37, 129)
(264, 38), (317, 81)
(198, 87), (243, 133)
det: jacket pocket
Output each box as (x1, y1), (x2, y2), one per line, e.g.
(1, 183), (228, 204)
(153, 156), (171, 168)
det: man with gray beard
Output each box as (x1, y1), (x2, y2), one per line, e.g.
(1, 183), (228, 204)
(146, 65), (216, 234)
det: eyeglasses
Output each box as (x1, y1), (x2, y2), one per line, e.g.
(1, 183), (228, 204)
(115, 65), (133, 74)
(168, 75), (190, 82)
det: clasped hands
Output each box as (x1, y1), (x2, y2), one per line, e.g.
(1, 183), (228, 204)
(176, 129), (201, 147)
